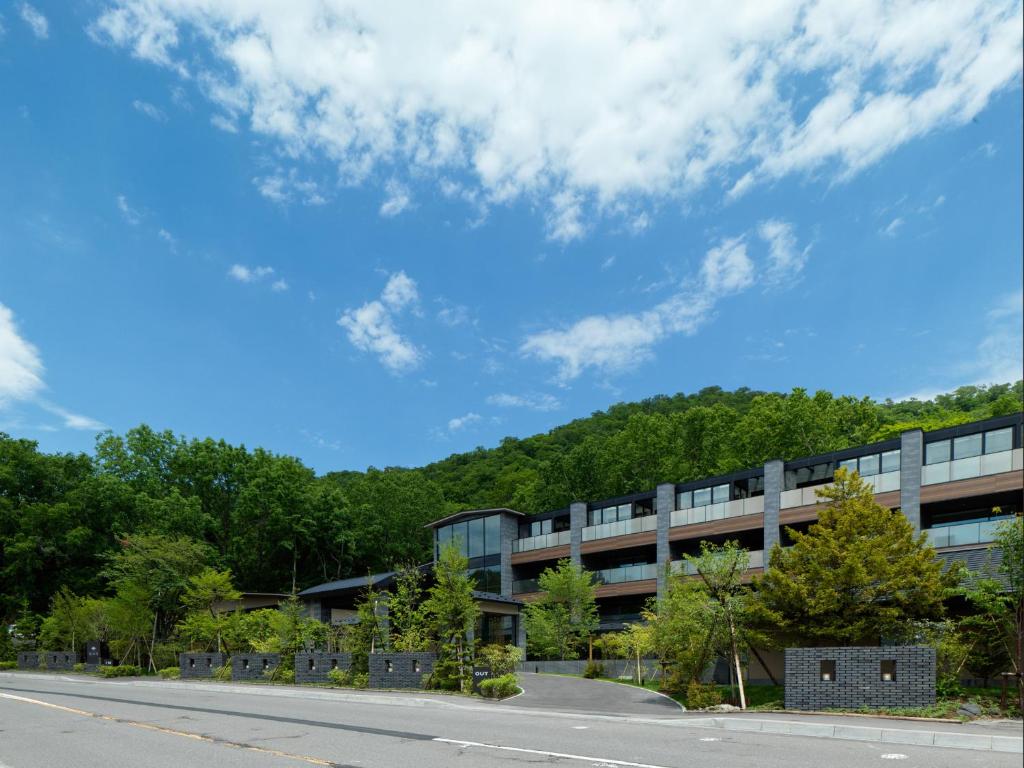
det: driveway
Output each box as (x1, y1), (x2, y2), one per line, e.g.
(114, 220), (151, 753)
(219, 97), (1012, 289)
(506, 672), (682, 716)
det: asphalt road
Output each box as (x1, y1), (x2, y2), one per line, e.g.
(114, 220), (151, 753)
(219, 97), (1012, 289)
(0, 673), (1019, 768)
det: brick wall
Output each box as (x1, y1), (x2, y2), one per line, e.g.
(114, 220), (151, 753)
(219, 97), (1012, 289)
(179, 652), (227, 679)
(784, 646), (935, 710)
(231, 653), (280, 681)
(368, 652), (435, 689)
(16, 652), (40, 669)
(294, 652), (352, 684)
(43, 651), (80, 670)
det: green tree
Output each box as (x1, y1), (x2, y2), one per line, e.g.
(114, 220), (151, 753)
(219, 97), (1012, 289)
(422, 542), (479, 692)
(522, 559), (598, 660)
(754, 469), (953, 646)
(388, 564), (428, 652)
(179, 568), (241, 653)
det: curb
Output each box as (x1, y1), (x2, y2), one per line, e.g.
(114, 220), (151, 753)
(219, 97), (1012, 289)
(675, 715), (1023, 753)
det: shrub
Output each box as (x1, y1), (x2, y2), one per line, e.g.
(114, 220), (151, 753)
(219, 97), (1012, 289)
(158, 666), (181, 679)
(351, 673), (369, 689)
(479, 674), (519, 699)
(685, 681), (722, 709)
(72, 663), (86, 673)
(421, 673), (433, 689)
(0, 661), (16, 670)
(936, 675), (964, 698)
(659, 666), (689, 694)
(477, 644), (523, 677)
(582, 661), (605, 679)
(99, 665), (143, 678)
(327, 668), (352, 687)
(273, 668), (295, 685)
(213, 663), (232, 682)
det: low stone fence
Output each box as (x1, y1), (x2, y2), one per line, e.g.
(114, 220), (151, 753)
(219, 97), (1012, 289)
(16, 652), (40, 669)
(232, 653), (280, 681)
(43, 651), (80, 670)
(784, 646), (935, 710)
(368, 652), (435, 689)
(179, 652), (227, 679)
(294, 652), (352, 684)
(517, 658), (660, 678)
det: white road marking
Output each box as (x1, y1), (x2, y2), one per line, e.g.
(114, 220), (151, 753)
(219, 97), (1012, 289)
(434, 737), (671, 768)
(698, 737), (721, 742)
(880, 755), (908, 760)
(572, 725), (589, 729)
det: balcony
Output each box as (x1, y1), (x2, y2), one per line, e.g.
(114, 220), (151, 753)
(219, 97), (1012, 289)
(671, 549), (765, 575)
(780, 470), (900, 509)
(670, 495), (763, 527)
(921, 448), (1022, 486)
(582, 514), (657, 542)
(925, 519), (1005, 549)
(593, 562), (658, 585)
(512, 578), (540, 594)
(513, 529), (571, 553)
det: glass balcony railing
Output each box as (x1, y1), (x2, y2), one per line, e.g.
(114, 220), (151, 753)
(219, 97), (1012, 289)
(582, 514), (657, 542)
(671, 549), (765, 575)
(593, 563), (658, 585)
(513, 529), (571, 553)
(780, 470), (900, 509)
(512, 578), (540, 594)
(921, 448), (1021, 486)
(924, 520), (1005, 549)
(670, 495), (764, 527)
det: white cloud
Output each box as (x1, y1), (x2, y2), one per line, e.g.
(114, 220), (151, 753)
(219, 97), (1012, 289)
(19, 3), (48, 39)
(758, 219), (809, 284)
(447, 412), (481, 432)
(0, 302), (105, 430)
(967, 290), (1024, 385)
(87, 2), (1021, 237)
(157, 228), (176, 250)
(211, 113), (238, 133)
(379, 179), (411, 218)
(132, 99), (167, 122)
(271, 279), (289, 292)
(0, 303), (44, 406)
(253, 169), (326, 206)
(116, 194), (142, 225)
(228, 264), (275, 283)
(436, 302), (471, 327)
(486, 392), (561, 412)
(881, 217), (904, 238)
(521, 235), (766, 380)
(339, 272), (423, 373)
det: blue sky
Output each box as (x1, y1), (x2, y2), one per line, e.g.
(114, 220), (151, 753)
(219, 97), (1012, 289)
(1, 1), (1022, 473)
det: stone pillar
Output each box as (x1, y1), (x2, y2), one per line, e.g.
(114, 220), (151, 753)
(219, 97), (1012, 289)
(373, 594), (390, 651)
(500, 512), (518, 597)
(569, 501), (587, 567)
(656, 483), (674, 600)
(763, 459), (784, 563)
(900, 429), (923, 532)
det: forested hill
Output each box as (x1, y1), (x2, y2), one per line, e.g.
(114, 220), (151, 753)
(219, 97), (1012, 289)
(1, 383), (1021, 618)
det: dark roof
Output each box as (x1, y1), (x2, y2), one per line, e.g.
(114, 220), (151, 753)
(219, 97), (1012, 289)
(298, 572), (396, 598)
(425, 508), (525, 528)
(471, 591), (523, 606)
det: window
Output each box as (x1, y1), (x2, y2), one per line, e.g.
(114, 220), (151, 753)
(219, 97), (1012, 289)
(436, 524), (452, 558)
(242, 659), (250, 670)
(676, 491), (693, 510)
(925, 440), (950, 465)
(693, 487), (712, 507)
(712, 484), (729, 503)
(385, 660), (393, 673)
(820, 659), (836, 682)
(953, 433), (982, 460)
(985, 427), (1013, 454)
(450, 521), (468, 556)
(858, 454), (880, 476)
(484, 514), (500, 555)
(785, 462), (834, 490)
(413, 659), (421, 673)
(838, 457), (858, 474)
(880, 660), (896, 682)
(308, 658), (315, 671)
(881, 450), (900, 473)
(468, 517), (484, 558)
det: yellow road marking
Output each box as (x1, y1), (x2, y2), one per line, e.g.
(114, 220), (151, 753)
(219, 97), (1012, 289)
(0, 692), (335, 766)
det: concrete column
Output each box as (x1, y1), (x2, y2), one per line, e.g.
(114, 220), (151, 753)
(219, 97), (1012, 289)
(656, 483), (674, 600)
(499, 512), (518, 598)
(900, 429), (923, 531)
(569, 501), (587, 567)
(763, 459), (784, 563)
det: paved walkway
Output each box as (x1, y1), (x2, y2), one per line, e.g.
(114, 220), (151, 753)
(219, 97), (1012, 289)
(505, 672), (682, 715)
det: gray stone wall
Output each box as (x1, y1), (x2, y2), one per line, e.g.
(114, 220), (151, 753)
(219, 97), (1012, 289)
(900, 430), (923, 531)
(656, 483), (674, 599)
(368, 652), (435, 689)
(294, 652), (352, 684)
(17, 652), (40, 669)
(784, 646), (935, 710)
(43, 651), (79, 670)
(231, 653), (280, 681)
(500, 512), (518, 597)
(179, 652), (227, 679)
(763, 459), (784, 558)
(569, 502), (586, 566)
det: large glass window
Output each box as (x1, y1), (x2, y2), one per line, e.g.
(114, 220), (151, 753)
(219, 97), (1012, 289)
(985, 427), (1013, 454)
(858, 454), (880, 476)
(484, 514), (500, 555)
(712, 484), (729, 503)
(676, 491), (692, 510)
(838, 457), (858, 474)
(693, 487), (712, 507)
(926, 440), (950, 465)
(953, 434), (982, 460)
(881, 450), (901, 473)
(436, 524), (451, 558)
(468, 518), (484, 558)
